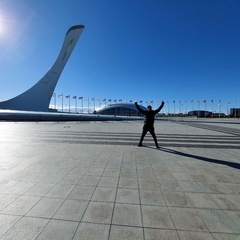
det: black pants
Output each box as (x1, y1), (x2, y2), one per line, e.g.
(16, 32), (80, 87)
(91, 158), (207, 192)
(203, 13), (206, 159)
(139, 126), (159, 146)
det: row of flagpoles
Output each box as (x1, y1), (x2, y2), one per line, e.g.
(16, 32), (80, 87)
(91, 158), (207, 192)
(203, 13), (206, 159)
(52, 93), (237, 115)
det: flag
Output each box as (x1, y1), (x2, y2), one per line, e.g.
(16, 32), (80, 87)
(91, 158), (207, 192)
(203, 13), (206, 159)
(119, 99), (122, 102)
(114, 99), (117, 102)
(92, 97), (95, 101)
(150, 100), (153, 103)
(203, 100), (206, 103)
(139, 100), (142, 103)
(97, 98), (100, 101)
(211, 99), (213, 102)
(103, 99), (106, 101)
(79, 96), (83, 99)
(191, 100), (193, 103)
(66, 95), (70, 98)
(129, 100), (132, 102)
(108, 99), (111, 102)
(73, 96), (76, 99)
(86, 97), (89, 100)
(219, 100), (221, 102)
(58, 94), (63, 97)
(197, 100), (200, 103)
(173, 100), (175, 103)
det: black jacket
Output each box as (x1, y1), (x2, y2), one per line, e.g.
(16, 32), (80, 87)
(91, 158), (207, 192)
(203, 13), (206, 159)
(135, 101), (164, 128)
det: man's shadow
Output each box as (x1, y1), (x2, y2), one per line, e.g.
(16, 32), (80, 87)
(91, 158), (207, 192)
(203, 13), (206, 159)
(144, 146), (240, 170)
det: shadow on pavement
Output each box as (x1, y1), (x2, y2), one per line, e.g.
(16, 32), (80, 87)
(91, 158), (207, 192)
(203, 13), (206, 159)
(153, 147), (240, 170)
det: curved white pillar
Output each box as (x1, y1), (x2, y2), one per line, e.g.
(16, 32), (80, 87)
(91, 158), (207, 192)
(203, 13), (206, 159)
(0, 25), (84, 111)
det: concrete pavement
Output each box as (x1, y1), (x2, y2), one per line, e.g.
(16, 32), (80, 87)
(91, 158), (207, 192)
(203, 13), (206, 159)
(0, 118), (240, 239)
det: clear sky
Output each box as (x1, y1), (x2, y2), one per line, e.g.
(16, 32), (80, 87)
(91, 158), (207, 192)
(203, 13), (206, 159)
(0, 0), (240, 114)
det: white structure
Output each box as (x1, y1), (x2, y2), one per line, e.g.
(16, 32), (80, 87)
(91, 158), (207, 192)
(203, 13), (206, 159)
(97, 103), (147, 116)
(0, 25), (84, 111)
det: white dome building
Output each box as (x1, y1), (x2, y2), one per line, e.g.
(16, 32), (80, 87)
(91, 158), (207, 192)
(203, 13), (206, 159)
(96, 103), (147, 116)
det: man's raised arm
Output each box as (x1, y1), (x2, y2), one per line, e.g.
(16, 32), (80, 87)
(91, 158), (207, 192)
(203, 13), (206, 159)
(135, 102), (145, 115)
(154, 101), (165, 114)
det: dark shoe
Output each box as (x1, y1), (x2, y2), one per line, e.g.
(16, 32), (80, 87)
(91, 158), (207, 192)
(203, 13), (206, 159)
(156, 145), (160, 148)
(138, 143), (143, 147)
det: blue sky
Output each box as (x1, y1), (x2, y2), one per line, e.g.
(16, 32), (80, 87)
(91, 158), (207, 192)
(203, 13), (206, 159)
(0, 0), (240, 114)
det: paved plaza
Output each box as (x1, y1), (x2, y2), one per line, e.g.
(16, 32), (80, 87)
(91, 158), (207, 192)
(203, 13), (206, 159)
(0, 118), (240, 240)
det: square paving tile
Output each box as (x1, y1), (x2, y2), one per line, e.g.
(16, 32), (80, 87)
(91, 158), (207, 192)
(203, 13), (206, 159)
(118, 177), (138, 189)
(53, 199), (88, 221)
(138, 179), (160, 190)
(91, 187), (117, 202)
(23, 183), (55, 197)
(26, 197), (64, 218)
(209, 194), (240, 210)
(45, 184), (75, 198)
(177, 230), (215, 240)
(197, 209), (240, 234)
(73, 223), (110, 240)
(78, 176), (100, 186)
(0, 214), (21, 238)
(140, 189), (165, 206)
(144, 228), (179, 240)
(142, 205), (174, 229)
(185, 192), (220, 209)
(1, 196), (41, 215)
(82, 201), (114, 224)
(36, 219), (78, 240)
(169, 207), (208, 231)
(112, 203), (142, 227)
(0, 216), (48, 240)
(67, 185), (95, 200)
(98, 176), (119, 188)
(0, 194), (19, 211)
(163, 191), (192, 207)
(109, 225), (144, 240)
(116, 188), (140, 204)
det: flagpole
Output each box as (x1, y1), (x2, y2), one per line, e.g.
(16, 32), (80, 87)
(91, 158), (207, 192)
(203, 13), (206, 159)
(82, 97), (83, 113)
(219, 100), (221, 118)
(74, 96), (77, 113)
(211, 100), (214, 117)
(167, 101), (169, 115)
(87, 98), (89, 113)
(197, 100), (200, 117)
(93, 98), (95, 112)
(173, 101), (175, 115)
(204, 100), (206, 117)
(235, 98), (237, 118)
(58, 94), (63, 112)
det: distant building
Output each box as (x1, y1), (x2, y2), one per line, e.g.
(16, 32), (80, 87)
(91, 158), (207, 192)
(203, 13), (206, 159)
(188, 110), (212, 117)
(230, 108), (240, 118)
(96, 103), (147, 116)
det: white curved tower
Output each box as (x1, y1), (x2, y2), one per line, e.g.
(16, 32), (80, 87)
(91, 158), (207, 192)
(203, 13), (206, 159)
(0, 25), (84, 111)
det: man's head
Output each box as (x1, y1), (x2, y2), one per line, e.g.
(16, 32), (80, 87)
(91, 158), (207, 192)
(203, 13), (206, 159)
(147, 105), (152, 111)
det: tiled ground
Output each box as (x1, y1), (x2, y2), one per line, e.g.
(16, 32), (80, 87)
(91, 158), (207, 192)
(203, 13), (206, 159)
(0, 119), (240, 240)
